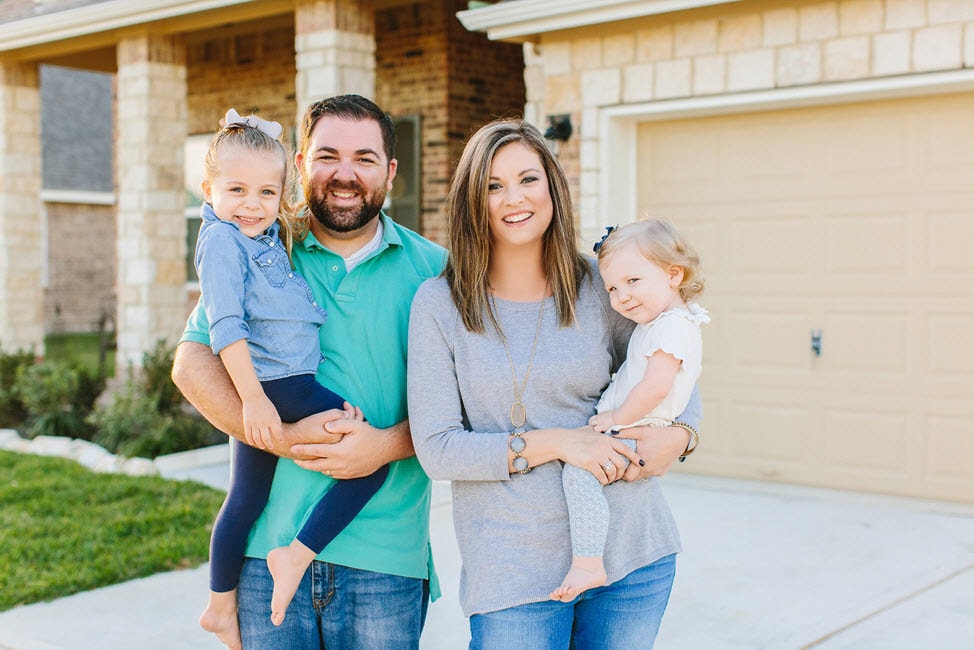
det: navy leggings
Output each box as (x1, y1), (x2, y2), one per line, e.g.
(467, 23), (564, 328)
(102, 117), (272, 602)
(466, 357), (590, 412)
(208, 373), (389, 592)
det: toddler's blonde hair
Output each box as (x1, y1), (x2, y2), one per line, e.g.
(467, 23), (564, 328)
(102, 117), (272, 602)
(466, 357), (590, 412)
(597, 218), (704, 301)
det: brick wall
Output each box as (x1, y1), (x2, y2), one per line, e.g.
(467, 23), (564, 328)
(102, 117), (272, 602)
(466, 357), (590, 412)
(44, 202), (115, 333)
(376, 0), (524, 245)
(179, 3), (524, 249)
(186, 22), (297, 137)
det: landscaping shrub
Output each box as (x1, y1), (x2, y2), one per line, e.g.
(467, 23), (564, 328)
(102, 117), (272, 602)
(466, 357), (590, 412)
(3, 336), (220, 460)
(89, 339), (222, 458)
(0, 344), (35, 428)
(15, 360), (103, 441)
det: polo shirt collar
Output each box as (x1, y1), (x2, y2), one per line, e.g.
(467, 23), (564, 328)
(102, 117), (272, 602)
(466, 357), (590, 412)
(298, 210), (402, 256)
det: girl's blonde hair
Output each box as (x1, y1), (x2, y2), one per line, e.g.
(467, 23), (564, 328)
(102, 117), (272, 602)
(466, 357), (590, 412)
(597, 218), (705, 301)
(203, 117), (298, 254)
(444, 118), (590, 333)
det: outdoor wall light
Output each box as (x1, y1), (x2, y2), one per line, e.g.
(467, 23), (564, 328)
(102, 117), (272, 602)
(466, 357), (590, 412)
(544, 114), (573, 142)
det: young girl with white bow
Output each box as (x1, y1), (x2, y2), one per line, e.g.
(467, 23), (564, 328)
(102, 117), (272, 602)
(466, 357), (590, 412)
(195, 109), (387, 650)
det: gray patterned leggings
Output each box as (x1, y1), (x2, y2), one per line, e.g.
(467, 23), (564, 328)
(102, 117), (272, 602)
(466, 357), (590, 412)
(562, 437), (638, 557)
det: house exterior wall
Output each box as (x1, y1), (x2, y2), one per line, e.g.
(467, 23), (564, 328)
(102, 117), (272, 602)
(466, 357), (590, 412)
(1, 0), (525, 368)
(376, 0), (524, 245)
(523, 0), (974, 242)
(186, 21), (298, 137)
(505, 0), (974, 502)
(43, 201), (115, 333)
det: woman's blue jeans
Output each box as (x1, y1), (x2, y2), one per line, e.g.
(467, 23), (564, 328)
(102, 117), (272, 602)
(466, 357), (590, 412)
(236, 557), (428, 649)
(469, 554), (676, 650)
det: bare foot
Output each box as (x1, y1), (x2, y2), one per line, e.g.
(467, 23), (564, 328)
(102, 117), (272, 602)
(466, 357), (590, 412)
(550, 556), (608, 602)
(199, 590), (242, 650)
(267, 541), (316, 626)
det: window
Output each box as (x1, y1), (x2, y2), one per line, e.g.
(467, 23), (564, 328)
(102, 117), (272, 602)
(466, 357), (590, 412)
(388, 115), (421, 232)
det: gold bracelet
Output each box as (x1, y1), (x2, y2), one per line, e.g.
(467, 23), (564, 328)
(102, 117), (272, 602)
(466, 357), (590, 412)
(672, 422), (699, 463)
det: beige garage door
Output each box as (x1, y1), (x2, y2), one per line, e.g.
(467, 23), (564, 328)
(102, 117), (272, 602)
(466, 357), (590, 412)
(637, 92), (974, 503)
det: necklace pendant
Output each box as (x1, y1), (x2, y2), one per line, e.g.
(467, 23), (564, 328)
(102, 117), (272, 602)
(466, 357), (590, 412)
(510, 400), (526, 429)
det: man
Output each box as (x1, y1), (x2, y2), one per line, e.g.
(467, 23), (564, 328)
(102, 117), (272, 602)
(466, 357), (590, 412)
(172, 94), (446, 649)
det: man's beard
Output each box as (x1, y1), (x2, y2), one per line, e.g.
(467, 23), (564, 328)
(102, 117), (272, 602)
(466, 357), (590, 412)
(305, 179), (387, 233)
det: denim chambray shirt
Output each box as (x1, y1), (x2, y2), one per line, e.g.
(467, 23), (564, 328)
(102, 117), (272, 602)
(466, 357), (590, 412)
(194, 203), (326, 380)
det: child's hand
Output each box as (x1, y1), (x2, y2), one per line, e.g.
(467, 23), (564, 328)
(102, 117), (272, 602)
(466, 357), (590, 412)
(243, 395), (283, 449)
(589, 411), (615, 433)
(342, 401), (365, 422)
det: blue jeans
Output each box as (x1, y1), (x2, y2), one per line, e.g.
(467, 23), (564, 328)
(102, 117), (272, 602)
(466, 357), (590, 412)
(237, 557), (429, 649)
(469, 554), (676, 650)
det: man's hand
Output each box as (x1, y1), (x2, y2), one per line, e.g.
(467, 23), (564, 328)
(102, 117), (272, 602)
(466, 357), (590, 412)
(281, 407), (355, 459)
(291, 418), (393, 479)
(614, 424), (691, 481)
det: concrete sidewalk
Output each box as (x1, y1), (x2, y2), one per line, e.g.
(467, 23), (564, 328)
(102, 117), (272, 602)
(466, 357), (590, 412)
(1, 448), (972, 649)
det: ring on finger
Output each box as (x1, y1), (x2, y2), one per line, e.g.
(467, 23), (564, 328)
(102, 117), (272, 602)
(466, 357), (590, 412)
(325, 470), (332, 476)
(601, 461), (614, 471)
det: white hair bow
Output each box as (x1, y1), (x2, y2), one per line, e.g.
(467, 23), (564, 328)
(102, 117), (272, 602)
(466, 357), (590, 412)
(223, 107), (283, 140)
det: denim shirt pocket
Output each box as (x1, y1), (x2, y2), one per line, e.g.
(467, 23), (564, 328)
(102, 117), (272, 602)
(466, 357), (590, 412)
(253, 250), (287, 287)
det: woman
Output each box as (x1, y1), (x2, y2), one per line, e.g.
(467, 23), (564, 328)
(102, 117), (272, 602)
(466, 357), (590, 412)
(407, 118), (701, 649)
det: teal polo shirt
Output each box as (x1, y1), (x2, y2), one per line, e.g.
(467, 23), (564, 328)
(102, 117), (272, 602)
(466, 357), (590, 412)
(181, 212), (446, 596)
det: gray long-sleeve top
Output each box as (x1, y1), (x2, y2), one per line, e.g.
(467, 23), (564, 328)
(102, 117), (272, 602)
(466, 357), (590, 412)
(407, 259), (701, 617)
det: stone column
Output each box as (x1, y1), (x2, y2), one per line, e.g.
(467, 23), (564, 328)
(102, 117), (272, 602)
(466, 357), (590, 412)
(294, 0), (376, 121)
(115, 35), (187, 370)
(0, 61), (43, 356)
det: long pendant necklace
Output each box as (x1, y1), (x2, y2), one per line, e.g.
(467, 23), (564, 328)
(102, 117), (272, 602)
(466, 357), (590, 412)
(491, 289), (546, 431)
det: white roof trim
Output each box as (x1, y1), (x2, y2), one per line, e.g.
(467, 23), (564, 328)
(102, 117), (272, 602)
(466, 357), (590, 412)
(0, 0), (254, 52)
(457, 0), (742, 41)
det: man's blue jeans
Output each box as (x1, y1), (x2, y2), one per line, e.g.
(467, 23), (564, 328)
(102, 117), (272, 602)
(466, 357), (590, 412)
(237, 557), (428, 649)
(469, 554), (676, 650)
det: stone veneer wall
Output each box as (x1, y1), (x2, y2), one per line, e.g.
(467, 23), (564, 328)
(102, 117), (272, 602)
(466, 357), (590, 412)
(524, 0), (974, 237)
(114, 35), (188, 369)
(0, 61), (43, 354)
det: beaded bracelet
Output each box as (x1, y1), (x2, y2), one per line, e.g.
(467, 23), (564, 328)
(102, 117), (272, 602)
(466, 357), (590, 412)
(672, 422), (699, 463)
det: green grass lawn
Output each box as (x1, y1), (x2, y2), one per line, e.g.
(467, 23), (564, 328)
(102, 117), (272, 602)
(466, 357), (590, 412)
(0, 449), (226, 611)
(44, 332), (115, 376)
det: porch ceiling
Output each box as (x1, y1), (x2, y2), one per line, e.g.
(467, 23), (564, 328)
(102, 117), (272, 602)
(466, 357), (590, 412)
(0, 0), (294, 70)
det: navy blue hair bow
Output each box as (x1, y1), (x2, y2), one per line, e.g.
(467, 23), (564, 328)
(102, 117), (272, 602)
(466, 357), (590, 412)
(592, 225), (617, 253)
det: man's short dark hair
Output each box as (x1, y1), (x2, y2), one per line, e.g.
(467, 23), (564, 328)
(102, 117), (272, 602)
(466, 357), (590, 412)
(299, 94), (396, 163)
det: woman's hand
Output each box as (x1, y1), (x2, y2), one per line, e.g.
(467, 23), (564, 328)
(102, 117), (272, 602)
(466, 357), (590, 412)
(554, 426), (644, 485)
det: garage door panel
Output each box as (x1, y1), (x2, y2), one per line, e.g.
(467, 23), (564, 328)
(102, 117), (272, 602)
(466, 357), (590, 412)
(926, 414), (974, 480)
(642, 123), (721, 190)
(723, 118), (810, 182)
(729, 216), (810, 275)
(922, 97), (974, 186)
(729, 399), (810, 463)
(927, 313), (974, 378)
(822, 409), (908, 475)
(821, 111), (911, 182)
(929, 211), (974, 274)
(728, 310), (809, 370)
(636, 91), (974, 501)
(823, 212), (909, 275)
(823, 310), (909, 375)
